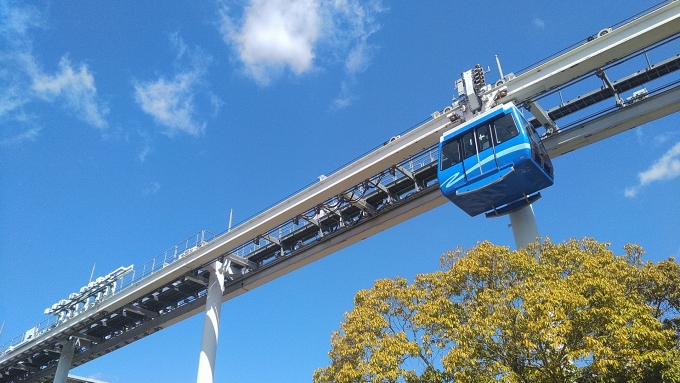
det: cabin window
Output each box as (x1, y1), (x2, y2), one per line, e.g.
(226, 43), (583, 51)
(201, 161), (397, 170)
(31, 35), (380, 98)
(462, 131), (476, 159)
(440, 111), (523, 171)
(477, 125), (492, 151)
(493, 114), (519, 144)
(526, 122), (539, 143)
(526, 123), (550, 157)
(440, 139), (461, 170)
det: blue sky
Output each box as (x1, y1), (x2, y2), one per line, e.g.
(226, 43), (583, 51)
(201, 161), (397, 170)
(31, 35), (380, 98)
(1, 1), (680, 382)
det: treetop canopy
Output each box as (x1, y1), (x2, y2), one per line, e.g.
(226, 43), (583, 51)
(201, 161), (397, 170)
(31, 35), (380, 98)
(314, 237), (680, 383)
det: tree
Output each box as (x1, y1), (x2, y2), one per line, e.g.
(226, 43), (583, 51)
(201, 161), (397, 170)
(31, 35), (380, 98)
(313, 238), (680, 383)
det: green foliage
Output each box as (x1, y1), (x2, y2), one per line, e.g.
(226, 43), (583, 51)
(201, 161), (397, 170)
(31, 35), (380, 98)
(313, 238), (680, 383)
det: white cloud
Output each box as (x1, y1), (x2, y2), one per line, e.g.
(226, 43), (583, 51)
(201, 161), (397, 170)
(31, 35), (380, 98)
(209, 93), (224, 117)
(220, 0), (384, 91)
(328, 0), (382, 108)
(0, 3), (109, 136)
(169, 31), (188, 60)
(134, 34), (215, 137)
(638, 141), (680, 184)
(135, 73), (205, 136)
(345, 42), (371, 74)
(31, 57), (109, 129)
(330, 0), (382, 69)
(0, 3), (41, 44)
(331, 79), (354, 110)
(0, 87), (28, 117)
(0, 4), (38, 121)
(625, 141), (680, 197)
(221, 0), (321, 84)
(623, 186), (638, 198)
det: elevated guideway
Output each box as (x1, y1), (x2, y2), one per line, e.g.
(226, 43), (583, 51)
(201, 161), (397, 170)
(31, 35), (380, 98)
(2, 1), (680, 382)
(494, 0), (680, 103)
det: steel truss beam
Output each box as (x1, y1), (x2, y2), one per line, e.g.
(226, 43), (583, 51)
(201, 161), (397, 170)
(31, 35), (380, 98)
(341, 191), (377, 216)
(531, 53), (680, 126)
(544, 83), (680, 157)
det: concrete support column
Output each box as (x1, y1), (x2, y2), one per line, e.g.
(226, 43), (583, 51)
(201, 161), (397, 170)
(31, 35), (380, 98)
(53, 337), (76, 383)
(509, 204), (540, 249)
(196, 261), (225, 383)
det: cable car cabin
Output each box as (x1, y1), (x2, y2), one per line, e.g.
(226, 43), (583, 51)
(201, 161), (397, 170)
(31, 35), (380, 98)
(437, 103), (554, 217)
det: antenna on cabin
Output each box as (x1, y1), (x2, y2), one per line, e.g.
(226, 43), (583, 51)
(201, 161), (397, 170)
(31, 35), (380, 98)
(228, 209), (233, 232)
(495, 54), (504, 83)
(89, 263), (96, 283)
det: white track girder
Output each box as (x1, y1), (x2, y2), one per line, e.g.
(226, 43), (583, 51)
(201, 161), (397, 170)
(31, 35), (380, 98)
(496, 1), (680, 103)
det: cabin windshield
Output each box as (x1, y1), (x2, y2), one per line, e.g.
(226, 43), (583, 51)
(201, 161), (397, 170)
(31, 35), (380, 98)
(440, 111), (519, 171)
(492, 114), (519, 144)
(520, 113), (549, 156)
(440, 139), (461, 170)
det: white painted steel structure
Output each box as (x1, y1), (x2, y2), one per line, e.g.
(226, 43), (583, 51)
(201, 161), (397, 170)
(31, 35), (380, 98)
(509, 206), (541, 249)
(196, 262), (225, 383)
(2, 1), (680, 382)
(51, 340), (74, 383)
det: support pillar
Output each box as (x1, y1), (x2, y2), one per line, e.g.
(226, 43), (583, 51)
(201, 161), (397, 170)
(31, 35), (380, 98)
(196, 261), (225, 383)
(509, 204), (540, 249)
(53, 338), (75, 383)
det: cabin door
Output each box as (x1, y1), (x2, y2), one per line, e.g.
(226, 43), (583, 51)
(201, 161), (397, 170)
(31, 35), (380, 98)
(461, 130), (481, 180)
(476, 124), (497, 175)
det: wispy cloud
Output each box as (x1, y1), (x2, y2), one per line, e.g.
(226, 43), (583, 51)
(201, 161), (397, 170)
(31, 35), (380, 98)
(329, 0), (383, 109)
(170, 31), (189, 60)
(220, 0), (384, 100)
(31, 57), (109, 129)
(332, 80), (354, 109)
(139, 143), (151, 162)
(0, 126), (42, 146)
(0, 3), (39, 122)
(143, 181), (161, 195)
(0, 86), (28, 117)
(135, 73), (205, 136)
(137, 131), (153, 162)
(625, 141), (680, 197)
(0, 3), (109, 139)
(635, 127), (644, 145)
(633, 127), (678, 147)
(0, 2), (41, 47)
(653, 131), (678, 145)
(532, 18), (545, 29)
(134, 34), (213, 137)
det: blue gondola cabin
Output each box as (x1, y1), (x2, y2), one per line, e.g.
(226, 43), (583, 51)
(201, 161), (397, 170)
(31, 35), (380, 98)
(437, 103), (554, 217)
